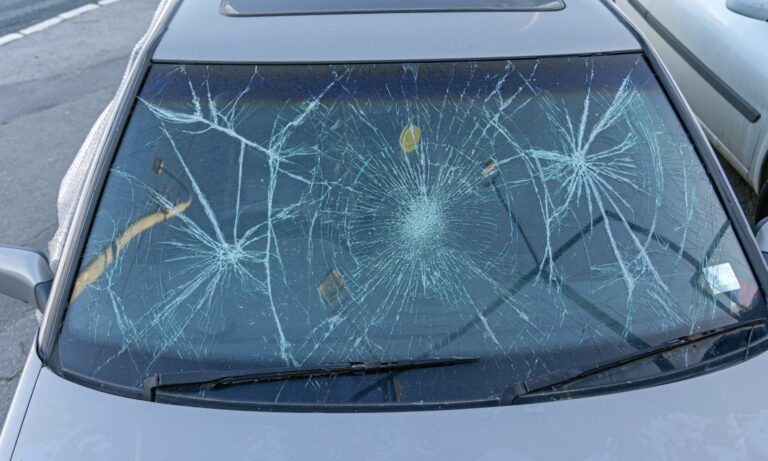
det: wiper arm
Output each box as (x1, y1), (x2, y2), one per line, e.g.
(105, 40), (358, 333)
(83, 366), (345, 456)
(143, 356), (479, 401)
(506, 318), (767, 402)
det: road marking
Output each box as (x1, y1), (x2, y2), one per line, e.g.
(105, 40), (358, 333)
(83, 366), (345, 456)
(59, 4), (100, 20)
(0, 0), (122, 47)
(19, 17), (63, 35)
(0, 33), (23, 46)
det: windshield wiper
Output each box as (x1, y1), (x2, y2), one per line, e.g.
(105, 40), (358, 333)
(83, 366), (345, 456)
(143, 356), (479, 401)
(505, 318), (767, 403)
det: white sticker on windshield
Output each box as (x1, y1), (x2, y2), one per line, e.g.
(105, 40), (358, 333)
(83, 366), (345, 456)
(703, 263), (740, 295)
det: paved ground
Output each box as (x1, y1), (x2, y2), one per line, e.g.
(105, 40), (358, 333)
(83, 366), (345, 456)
(0, 0), (158, 427)
(0, 0), (759, 431)
(0, 0), (92, 36)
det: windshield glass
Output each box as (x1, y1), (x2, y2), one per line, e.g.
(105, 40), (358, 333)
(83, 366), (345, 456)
(53, 54), (767, 408)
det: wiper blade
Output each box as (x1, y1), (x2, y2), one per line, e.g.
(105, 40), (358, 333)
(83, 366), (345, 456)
(143, 356), (479, 401)
(506, 318), (767, 402)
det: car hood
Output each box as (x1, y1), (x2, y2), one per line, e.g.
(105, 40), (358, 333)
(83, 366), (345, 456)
(12, 356), (768, 460)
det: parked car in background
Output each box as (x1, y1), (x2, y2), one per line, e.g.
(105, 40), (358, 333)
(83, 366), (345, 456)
(613, 0), (768, 221)
(2, 0), (768, 459)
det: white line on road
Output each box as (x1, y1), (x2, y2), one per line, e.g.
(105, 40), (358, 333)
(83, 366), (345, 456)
(59, 3), (100, 20)
(0, 33), (23, 46)
(19, 16), (63, 35)
(0, 0), (122, 47)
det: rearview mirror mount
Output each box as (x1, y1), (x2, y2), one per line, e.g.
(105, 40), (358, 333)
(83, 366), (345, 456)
(0, 245), (53, 313)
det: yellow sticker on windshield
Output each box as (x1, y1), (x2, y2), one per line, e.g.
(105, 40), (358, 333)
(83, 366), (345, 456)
(400, 124), (421, 154)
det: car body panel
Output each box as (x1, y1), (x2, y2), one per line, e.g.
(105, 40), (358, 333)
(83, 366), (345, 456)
(0, 346), (42, 460)
(10, 352), (768, 460)
(154, 0), (641, 63)
(613, 0), (768, 190)
(4, 1), (768, 460)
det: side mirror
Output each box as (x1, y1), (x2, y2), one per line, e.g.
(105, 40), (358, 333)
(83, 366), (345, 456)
(727, 0), (768, 20)
(0, 245), (53, 313)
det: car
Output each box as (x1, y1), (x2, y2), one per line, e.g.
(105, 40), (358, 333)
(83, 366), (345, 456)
(2, 0), (768, 459)
(612, 0), (768, 222)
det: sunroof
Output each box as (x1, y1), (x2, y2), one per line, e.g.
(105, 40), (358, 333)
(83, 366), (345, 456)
(221, 0), (565, 16)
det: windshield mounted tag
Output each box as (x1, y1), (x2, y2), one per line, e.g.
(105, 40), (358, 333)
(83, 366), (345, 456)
(703, 263), (740, 295)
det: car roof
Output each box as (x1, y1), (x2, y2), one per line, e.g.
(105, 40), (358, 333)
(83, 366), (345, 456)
(153, 0), (641, 63)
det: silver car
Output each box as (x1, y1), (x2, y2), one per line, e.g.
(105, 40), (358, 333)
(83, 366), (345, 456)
(612, 0), (768, 222)
(2, 0), (768, 459)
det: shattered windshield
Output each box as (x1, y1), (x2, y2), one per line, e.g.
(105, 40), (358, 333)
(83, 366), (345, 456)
(54, 54), (767, 407)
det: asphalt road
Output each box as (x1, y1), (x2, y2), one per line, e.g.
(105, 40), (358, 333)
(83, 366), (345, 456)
(0, 0), (159, 427)
(0, 0), (93, 36)
(0, 0), (759, 432)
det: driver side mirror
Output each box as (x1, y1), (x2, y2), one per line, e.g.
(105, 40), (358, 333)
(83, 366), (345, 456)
(0, 245), (53, 313)
(727, 0), (768, 20)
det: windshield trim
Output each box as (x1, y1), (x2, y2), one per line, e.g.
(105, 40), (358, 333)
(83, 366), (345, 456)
(220, 0), (565, 17)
